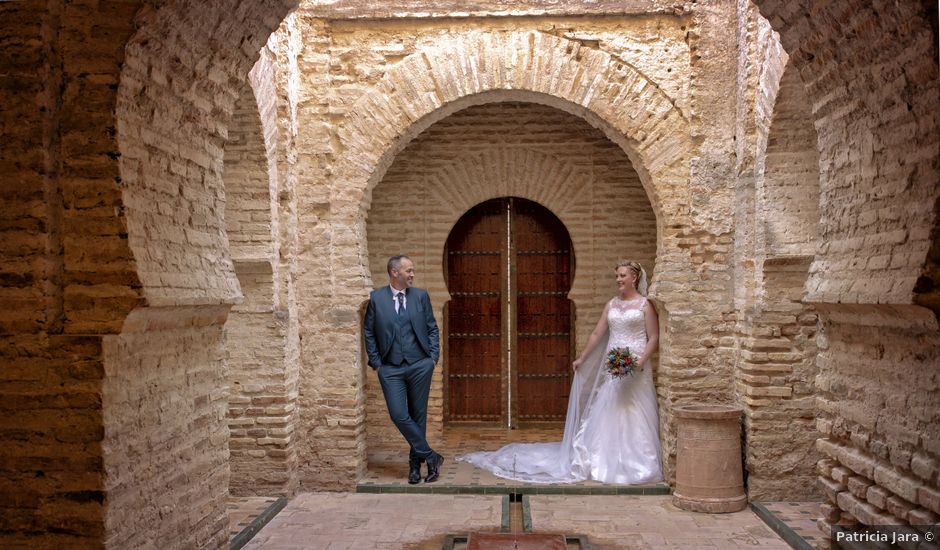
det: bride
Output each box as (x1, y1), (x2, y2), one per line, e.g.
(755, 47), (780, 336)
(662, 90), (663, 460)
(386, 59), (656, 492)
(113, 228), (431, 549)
(457, 260), (663, 484)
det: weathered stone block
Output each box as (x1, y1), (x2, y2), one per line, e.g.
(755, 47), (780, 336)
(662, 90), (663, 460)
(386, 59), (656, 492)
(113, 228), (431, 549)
(873, 464), (920, 504)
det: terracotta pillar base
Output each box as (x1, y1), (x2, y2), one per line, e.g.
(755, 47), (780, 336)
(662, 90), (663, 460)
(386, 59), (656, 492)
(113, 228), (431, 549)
(672, 492), (748, 513)
(673, 404), (748, 514)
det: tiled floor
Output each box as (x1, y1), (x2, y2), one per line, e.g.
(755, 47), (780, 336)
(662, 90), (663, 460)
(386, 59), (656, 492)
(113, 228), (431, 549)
(230, 496), (281, 537)
(230, 496), (285, 548)
(230, 426), (828, 549)
(527, 494), (793, 549)
(240, 493), (799, 549)
(243, 493), (505, 549)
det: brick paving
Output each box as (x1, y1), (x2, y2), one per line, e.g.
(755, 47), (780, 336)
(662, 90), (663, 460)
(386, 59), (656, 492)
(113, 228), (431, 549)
(242, 493), (504, 549)
(231, 427), (825, 548)
(239, 493), (800, 549)
(229, 496), (281, 539)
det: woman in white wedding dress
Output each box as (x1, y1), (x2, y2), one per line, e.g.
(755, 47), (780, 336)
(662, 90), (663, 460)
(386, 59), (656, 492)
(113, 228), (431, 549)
(457, 260), (663, 484)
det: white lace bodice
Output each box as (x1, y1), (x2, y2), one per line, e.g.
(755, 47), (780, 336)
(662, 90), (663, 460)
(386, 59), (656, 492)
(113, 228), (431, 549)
(607, 297), (648, 356)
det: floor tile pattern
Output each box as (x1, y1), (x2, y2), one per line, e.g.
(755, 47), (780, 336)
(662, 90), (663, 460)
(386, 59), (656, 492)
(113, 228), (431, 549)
(527, 494), (793, 549)
(229, 496), (282, 541)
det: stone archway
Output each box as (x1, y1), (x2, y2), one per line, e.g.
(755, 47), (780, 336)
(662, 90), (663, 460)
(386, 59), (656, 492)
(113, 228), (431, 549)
(298, 29), (705, 488)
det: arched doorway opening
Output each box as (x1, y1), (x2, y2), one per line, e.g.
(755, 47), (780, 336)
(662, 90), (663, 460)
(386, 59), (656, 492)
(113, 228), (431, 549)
(363, 99), (659, 453)
(444, 197), (574, 427)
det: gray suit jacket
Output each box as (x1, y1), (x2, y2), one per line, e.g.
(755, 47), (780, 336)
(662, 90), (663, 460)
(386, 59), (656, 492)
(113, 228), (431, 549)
(363, 286), (440, 369)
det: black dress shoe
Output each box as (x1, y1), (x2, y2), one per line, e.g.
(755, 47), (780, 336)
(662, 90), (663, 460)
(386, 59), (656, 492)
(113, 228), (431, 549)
(408, 457), (422, 485)
(425, 452), (444, 483)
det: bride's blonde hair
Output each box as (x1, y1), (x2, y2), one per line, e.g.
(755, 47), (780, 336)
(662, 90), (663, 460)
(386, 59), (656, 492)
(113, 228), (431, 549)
(615, 260), (643, 287)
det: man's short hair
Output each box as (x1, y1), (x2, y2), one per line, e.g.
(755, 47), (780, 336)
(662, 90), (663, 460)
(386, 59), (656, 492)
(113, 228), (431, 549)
(387, 255), (411, 275)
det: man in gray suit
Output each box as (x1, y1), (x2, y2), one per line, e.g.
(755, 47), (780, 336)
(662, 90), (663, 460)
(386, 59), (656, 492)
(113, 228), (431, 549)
(363, 255), (444, 484)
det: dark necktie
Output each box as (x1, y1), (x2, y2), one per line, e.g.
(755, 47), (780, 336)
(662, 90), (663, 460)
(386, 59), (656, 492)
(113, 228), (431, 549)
(396, 292), (404, 315)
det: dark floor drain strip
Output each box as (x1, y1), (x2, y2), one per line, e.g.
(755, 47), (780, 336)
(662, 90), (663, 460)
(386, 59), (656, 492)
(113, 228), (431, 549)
(751, 502), (817, 550)
(521, 494), (532, 532)
(231, 496), (287, 550)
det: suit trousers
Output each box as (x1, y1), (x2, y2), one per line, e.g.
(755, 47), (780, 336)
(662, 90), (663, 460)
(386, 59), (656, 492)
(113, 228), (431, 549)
(377, 357), (435, 461)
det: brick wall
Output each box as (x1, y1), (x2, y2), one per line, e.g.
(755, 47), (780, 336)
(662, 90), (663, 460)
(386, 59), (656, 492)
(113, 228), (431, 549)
(101, 306), (231, 549)
(734, 7), (821, 500)
(222, 33), (300, 497)
(814, 308), (939, 531)
(108, 0), (297, 545)
(754, 0), (937, 305)
(0, 1), (142, 547)
(753, 0), (939, 532)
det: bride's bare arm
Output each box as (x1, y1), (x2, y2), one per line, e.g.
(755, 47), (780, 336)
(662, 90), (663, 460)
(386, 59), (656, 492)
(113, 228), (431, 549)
(636, 300), (660, 368)
(571, 302), (611, 370)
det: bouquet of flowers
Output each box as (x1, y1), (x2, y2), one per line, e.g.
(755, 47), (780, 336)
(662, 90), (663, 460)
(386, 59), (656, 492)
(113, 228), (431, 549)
(605, 346), (638, 379)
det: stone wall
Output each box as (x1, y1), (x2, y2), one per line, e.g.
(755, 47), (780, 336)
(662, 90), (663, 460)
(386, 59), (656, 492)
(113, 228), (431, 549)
(365, 101), (656, 449)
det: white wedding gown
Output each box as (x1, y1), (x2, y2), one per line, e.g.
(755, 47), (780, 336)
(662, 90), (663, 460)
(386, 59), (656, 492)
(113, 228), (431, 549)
(457, 297), (663, 484)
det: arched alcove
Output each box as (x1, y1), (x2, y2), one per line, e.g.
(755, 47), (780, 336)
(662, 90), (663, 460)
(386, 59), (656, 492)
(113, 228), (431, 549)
(362, 101), (657, 456)
(751, 0), (938, 533)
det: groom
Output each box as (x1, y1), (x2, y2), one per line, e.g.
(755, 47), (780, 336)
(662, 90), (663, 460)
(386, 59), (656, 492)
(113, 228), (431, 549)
(363, 255), (444, 484)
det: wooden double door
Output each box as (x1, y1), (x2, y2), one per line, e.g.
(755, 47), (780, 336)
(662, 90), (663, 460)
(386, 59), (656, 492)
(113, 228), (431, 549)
(445, 197), (573, 426)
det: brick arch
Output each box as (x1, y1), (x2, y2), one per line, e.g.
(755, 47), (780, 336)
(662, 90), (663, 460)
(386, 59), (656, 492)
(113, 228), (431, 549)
(759, 58), (820, 260)
(223, 62), (280, 265)
(752, 0), (939, 306)
(751, 0), (939, 532)
(338, 31), (690, 230)
(326, 30), (690, 481)
(116, 1), (296, 307)
(2, 0), (304, 546)
(107, 1), (299, 548)
(328, 29), (691, 324)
